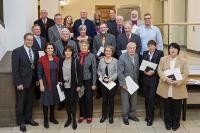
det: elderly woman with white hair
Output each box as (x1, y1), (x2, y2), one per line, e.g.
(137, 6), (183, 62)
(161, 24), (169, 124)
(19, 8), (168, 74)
(74, 24), (93, 52)
(54, 28), (78, 59)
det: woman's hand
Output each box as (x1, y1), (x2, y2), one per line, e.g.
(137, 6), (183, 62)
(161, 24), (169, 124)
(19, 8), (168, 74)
(166, 78), (173, 85)
(92, 85), (96, 90)
(40, 85), (45, 92)
(77, 87), (81, 91)
(17, 84), (24, 91)
(122, 85), (128, 90)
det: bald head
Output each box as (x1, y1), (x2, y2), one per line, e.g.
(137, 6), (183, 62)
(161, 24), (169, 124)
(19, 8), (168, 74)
(80, 10), (88, 19)
(127, 42), (136, 55)
(131, 9), (139, 21)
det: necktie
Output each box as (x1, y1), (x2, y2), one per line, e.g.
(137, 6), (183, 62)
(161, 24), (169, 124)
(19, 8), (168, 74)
(118, 26), (122, 33)
(102, 35), (106, 46)
(127, 34), (131, 42)
(28, 48), (33, 63)
(37, 36), (41, 48)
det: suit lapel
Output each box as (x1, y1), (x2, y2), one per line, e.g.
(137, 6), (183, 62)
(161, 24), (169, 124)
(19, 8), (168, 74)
(34, 37), (40, 50)
(22, 46), (31, 64)
(58, 41), (64, 55)
(126, 53), (135, 68)
(151, 50), (158, 61)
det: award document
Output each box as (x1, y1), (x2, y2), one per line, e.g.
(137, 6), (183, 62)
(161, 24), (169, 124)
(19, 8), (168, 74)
(56, 84), (65, 102)
(125, 76), (139, 95)
(139, 60), (158, 71)
(99, 78), (116, 90)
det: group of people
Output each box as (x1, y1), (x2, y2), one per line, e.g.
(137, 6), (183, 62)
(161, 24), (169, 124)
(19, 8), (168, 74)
(11, 8), (189, 132)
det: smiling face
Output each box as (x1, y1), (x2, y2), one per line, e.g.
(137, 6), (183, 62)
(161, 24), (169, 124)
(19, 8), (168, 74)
(32, 25), (41, 36)
(127, 42), (136, 56)
(54, 15), (62, 25)
(124, 23), (132, 35)
(148, 44), (156, 53)
(64, 48), (72, 58)
(109, 10), (116, 20)
(79, 27), (87, 36)
(45, 44), (54, 55)
(131, 10), (138, 21)
(144, 14), (152, 27)
(80, 10), (88, 19)
(169, 46), (178, 58)
(24, 35), (34, 48)
(80, 42), (89, 53)
(104, 47), (113, 58)
(99, 23), (108, 34)
(40, 10), (48, 19)
(61, 31), (70, 41)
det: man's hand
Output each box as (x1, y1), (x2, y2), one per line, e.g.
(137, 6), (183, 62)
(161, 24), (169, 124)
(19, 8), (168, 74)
(122, 85), (128, 90)
(77, 87), (81, 91)
(17, 84), (24, 90)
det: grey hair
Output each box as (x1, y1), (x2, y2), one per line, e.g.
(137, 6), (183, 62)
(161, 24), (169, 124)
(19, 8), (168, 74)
(78, 24), (87, 31)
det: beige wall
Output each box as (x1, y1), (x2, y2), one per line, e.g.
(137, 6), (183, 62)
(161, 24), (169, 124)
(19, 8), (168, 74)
(60, 0), (163, 24)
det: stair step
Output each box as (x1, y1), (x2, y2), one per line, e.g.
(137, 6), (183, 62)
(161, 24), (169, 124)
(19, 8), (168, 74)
(33, 95), (160, 119)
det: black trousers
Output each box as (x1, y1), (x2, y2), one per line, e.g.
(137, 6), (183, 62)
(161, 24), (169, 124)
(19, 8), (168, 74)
(143, 83), (157, 120)
(63, 88), (78, 120)
(101, 82), (117, 117)
(16, 86), (33, 125)
(163, 98), (182, 128)
(79, 80), (93, 118)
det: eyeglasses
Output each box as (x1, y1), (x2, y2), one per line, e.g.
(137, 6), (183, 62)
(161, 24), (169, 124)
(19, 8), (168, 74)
(144, 17), (151, 20)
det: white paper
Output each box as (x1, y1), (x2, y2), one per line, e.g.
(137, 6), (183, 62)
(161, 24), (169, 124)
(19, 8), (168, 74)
(164, 68), (183, 80)
(139, 60), (158, 71)
(38, 51), (45, 58)
(121, 50), (127, 54)
(96, 47), (104, 57)
(56, 84), (65, 102)
(99, 78), (116, 90)
(70, 33), (74, 38)
(125, 76), (139, 95)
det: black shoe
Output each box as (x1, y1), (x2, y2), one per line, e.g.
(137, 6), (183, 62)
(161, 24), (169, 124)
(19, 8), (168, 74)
(44, 119), (49, 129)
(50, 117), (59, 124)
(129, 116), (139, 122)
(64, 119), (71, 127)
(20, 124), (26, 132)
(26, 120), (39, 126)
(145, 117), (148, 122)
(166, 125), (171, 130)
(147, 119), (153, 126)
(100, 116), (106, 123)
(72, 121), (77, 130)
(109, 117), (113, 124)
(172, 124), (180, 131)
(123, 118), (129, 125)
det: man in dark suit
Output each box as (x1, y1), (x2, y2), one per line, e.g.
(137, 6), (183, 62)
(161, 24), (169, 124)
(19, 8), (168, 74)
(109, 15), (125, 38)
(107, 9), (117, 34)
(116, 21), (141, 58)
(34, 9), (55, 42)
(142, 40), (164, 126)
(73, 10), (96, 39)
(12, 33), (39, 132)
(32, 24), (46, 51)
(48, 13), (65, 43)
(32, 24), (46, 100)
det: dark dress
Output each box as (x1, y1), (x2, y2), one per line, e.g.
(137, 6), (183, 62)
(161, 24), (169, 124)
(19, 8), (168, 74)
(38, 60), (59, 106)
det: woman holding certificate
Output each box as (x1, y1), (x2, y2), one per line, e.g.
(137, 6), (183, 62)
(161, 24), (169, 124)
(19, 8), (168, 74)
(58, 46), (82, 130)
(157, 43), (189, 131)
(37, 43), (59, 128)
(78, 40), (97, 124)
(97, 46), (118, 124)
(142, 40), (164, 126)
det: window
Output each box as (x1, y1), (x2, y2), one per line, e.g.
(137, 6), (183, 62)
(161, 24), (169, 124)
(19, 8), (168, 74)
(0, 0), (4, 27)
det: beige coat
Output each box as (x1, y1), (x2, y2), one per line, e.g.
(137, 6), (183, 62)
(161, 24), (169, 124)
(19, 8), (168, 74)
(156, 55), (189, 99)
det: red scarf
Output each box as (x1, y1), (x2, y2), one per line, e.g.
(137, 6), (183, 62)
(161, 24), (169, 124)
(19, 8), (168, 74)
(38, 55), (59, 91)
(79, 51), (88, 65)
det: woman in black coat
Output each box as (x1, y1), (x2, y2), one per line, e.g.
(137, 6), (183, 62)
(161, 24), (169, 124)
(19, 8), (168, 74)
(58, 45), (82, 130)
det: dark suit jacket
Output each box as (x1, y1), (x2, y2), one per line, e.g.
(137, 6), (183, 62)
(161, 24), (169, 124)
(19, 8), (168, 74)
(32, 36), (46, 51)
(34, 18), (55, 42)
(93, 33), (116, 57)
(142, 50), (164, 86)
(73, 19), (96, 38)
(109, 25), (125, 38)
(116, 33), (141, 57)
(12, 46), (39, 88)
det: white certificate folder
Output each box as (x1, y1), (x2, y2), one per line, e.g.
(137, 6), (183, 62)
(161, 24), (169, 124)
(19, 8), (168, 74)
(125, 76), (139, 95)
(99, 78), (116, 90)
(56, 84), (65, 102)
(139, 60), (158, 71)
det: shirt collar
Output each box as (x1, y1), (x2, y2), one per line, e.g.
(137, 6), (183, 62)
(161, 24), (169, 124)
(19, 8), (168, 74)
(144, 25), (153, 29)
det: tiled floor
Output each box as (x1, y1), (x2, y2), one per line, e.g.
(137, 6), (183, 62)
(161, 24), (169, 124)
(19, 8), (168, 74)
(1, 111), (200, 133)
